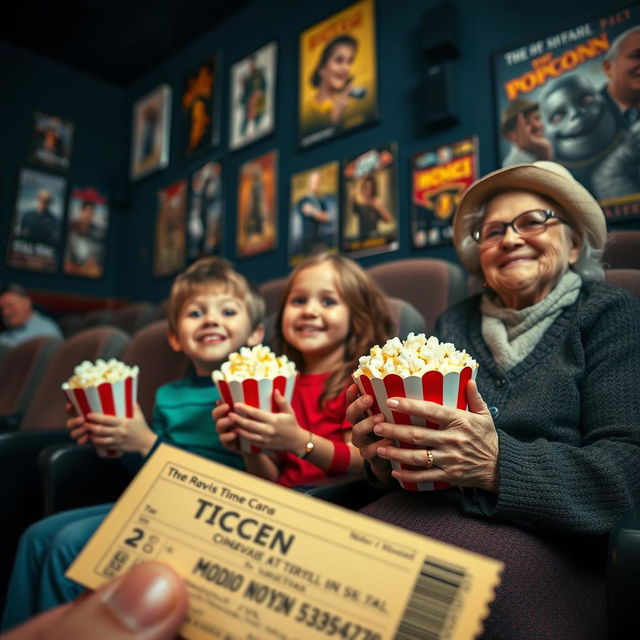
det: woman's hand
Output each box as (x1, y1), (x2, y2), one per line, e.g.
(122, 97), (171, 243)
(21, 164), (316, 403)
(372, 380), (499, 492)
(213, 403), (243, 454)
(346, 384), (394, 483)
(226, 391), (307, 454)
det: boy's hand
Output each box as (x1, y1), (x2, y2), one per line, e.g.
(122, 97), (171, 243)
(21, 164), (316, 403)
(228, 391), (307, 454)
(213, 403), (243, 454)
(65, 403), (92, 445)
(84, 405), (156, 456)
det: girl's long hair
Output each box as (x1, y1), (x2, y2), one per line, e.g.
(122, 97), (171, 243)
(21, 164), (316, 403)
(273, 252), (393, 406)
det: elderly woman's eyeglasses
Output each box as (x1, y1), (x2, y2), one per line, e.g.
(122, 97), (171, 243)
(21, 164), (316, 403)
(471, 209), (565, 247)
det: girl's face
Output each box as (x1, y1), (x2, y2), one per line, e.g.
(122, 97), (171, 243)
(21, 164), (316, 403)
(319, 44), (355, 92)
(282, 263), (350, 370)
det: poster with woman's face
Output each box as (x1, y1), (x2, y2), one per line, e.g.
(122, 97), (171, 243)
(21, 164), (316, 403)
(341, 143), (398, 258)
(298, 0), (378, 149)
(188, 161), (223, 260)
(6, 168), (66, 273)
(63, 187), (109, 279)
(229, 42), (277, 151)
(289, 161), (339, 266)
(154, 180), (187, 277)
(236, 150), (277, 258)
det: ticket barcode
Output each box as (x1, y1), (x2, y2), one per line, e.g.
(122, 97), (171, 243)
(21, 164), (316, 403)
(395, 557), (468, 640)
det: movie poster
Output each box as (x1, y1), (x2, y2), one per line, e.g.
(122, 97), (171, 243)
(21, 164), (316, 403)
(154, 180), (187, 277)
(229, 42), (277, 151)
(493, 5), (640, 222)
(298, 0), (378, 149)
(130, 85), (172, 181)
(181, 54), (221, 159)
(289, 161), (339, 266)
(29, 112), (74, 170)
(63, 187), (109, 278)
(341, 143), (398, 257)
(412, 137), (479, 248)
(187, 161), (223, 260)
(236, 150), (277, 258)
(6, 168), (66, 273)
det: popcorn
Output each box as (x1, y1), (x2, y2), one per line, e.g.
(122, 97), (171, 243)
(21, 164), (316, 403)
(353, 333), (478, 379)
(212, 345), (298, 454)
(62, 358), (139, 459)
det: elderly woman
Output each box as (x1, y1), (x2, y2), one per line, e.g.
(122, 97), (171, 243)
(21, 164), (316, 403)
(347, 161), (640, 640)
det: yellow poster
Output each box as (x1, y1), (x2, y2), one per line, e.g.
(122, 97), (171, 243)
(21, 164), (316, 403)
(298, 0), (378, 148)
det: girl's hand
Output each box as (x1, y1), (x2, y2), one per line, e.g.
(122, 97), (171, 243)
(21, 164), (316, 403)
(66, 414), (91, 445)
(213, 403), (243, 454)
(372, 381), (499, 492)
(84, 405), (156, 456)
(227, 391), (307, 454)
(345, 384), (394, 483)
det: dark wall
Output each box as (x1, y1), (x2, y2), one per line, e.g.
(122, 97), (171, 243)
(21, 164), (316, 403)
(0, 41), (126, 299)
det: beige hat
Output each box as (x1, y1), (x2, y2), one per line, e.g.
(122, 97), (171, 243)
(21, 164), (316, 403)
(500, 97), (538, 136)
(453, 161), (607, 276)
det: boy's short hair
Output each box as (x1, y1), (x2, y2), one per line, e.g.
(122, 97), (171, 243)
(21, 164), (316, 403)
(167, 257), (265, 334)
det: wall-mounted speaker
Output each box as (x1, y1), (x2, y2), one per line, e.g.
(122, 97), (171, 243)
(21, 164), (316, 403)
(420, 1), (459, 62)
(418, 63), (458, 131)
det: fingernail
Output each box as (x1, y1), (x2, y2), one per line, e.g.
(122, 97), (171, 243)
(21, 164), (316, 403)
(360, 396), (372, 406)
(387, 399), (399, 408)
(103, 563), (179, 631)
(374, 425), (383, 435)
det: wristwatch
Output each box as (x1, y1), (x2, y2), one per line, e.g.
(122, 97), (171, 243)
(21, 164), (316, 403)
(299, 431), (314, 458)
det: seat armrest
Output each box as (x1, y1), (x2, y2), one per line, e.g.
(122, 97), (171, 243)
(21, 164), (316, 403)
(39, 443), (135, 516)
(303, 473), (385, 510)
(608, 506), (640, 640)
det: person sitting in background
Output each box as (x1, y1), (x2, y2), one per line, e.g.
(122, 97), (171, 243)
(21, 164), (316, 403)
(1, 256), (265, 631)
(347, 161), (640, 640)
(0, 284), (62, 347)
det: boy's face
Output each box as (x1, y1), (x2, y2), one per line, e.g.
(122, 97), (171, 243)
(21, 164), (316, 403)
(168, 288), (263, 375)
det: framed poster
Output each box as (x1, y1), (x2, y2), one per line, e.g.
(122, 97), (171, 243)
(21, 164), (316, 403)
(29, 112), (74, 170)
(289, 161), (339, 266)
(154, 180), (187, 277)
(411, 137), (479, 248)
(6, 168), (66, 273)
(298, 0), (379, 148)
(341, 143), (398, 258)
(236, 150), (277, 258)
(187, 161), (223, 261)
(63, 186), (109, 278)
(130, 85), (172, 181)
(229, 42), (277, 151)
(493, 5), (640, 221)
(181, 54), (221, 159)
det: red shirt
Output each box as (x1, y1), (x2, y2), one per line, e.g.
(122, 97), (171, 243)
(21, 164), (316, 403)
(277, 372), (350, 488)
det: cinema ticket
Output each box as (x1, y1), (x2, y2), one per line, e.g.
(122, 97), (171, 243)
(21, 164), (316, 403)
(67, 443), (502, 640)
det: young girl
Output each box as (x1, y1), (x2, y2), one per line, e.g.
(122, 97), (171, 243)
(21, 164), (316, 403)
(215, 252), (393, 487)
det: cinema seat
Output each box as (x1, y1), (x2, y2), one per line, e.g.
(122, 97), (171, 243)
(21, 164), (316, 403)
(603, 231), (640, 270)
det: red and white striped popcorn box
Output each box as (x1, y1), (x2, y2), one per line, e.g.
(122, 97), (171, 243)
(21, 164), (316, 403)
(354, 366), (478, 491)
(214, 375), (298, 453)
(62, 374), (139, 459)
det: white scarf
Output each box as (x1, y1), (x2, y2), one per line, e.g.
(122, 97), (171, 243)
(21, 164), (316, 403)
(480, 270), (582, 371)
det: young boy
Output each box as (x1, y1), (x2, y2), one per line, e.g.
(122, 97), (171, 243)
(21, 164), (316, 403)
(1, 257), (265, 631)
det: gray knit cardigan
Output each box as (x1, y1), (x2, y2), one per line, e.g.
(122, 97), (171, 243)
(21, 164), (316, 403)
(435, 280), (640, 535)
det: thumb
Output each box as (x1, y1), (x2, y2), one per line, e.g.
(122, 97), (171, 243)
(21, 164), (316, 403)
(466, 380), (490, 416)
(274, 390), (295, 416)
(3, 562), (188, 640)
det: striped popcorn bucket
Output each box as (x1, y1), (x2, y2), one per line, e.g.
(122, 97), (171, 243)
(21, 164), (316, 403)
(354, 366), (478, 491)
(214, 375), (298, 453)
(62, 374), (139, 458)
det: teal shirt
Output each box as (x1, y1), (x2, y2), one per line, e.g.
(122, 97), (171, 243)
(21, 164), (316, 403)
(151, 375), (244, 470)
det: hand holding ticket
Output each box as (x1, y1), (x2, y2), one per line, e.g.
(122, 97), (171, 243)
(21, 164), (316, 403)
(67, 444), (502, 640)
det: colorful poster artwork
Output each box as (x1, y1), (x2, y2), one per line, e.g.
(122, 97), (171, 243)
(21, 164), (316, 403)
(63, 186), (109, 278)
(6, 168), (66, 273)
(298, 0), (378, 148)
(229, 42), (277, 151)
(493, 5), (640, 221)
(130, 85), (172, 181)
(30, 112), (74, 170)
(412, 137), (479, 248)
(181, 54), (221, 158)
(289, 161), (339, 266)
(236, 151), (277, 258)
(154, 180), (187, 277)
(341, 143), (398, 258)
(187, 161), (223, 260)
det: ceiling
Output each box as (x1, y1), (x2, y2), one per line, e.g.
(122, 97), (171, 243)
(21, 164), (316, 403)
(1, 0), (254, 86)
